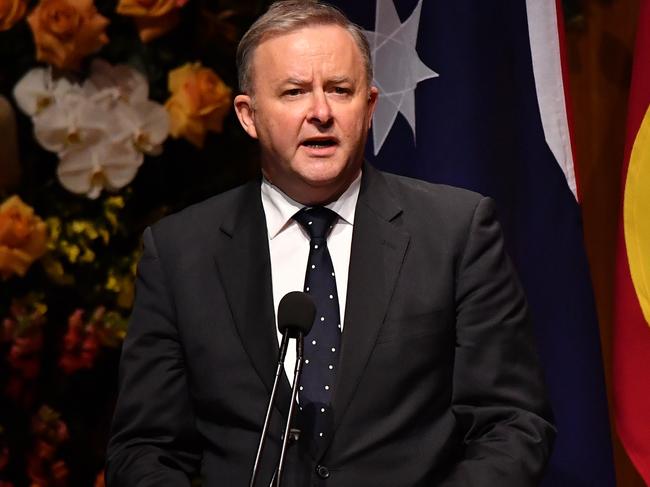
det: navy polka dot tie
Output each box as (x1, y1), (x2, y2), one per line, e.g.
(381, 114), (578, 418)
(293, 207), (341, 445)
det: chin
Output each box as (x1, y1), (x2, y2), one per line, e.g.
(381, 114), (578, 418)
(299, 159), (357, 182)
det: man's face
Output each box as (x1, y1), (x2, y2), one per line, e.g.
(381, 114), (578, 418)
(234, 24), (378, 205)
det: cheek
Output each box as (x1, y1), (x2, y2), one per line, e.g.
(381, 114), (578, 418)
(341, 111), (370, 142)
(270, 122), (294, 146)
(264, 114), (303, 148)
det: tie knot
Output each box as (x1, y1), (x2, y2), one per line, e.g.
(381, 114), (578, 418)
(293, 207), (338, 240)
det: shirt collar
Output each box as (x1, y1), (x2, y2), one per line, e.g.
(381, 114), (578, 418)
(260, 172), (361, 240)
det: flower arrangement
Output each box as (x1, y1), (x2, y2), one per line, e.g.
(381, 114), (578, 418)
(165, 62), (231, 148)
(14, 60), (170, 198)
(26, 406), (69, 486)
(116, 0), (188, 42)
(59, 306), (127, 374)
(1, 295), (47, 407)
(26, 0), (109, 70)
(0, 0), (267, 483)
(0, 196), (48, 279)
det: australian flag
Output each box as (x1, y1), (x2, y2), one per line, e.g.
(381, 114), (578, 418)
(329, 0), (616, 485)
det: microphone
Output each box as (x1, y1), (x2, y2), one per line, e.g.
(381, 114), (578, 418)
(249, 292), (315, 487)
(274, 292), (314, 487)
(277, 291), (316, 338)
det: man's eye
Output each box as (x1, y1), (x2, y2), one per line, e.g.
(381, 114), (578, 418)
(283, 89), (303, 96)
(332, 87), (351, 95)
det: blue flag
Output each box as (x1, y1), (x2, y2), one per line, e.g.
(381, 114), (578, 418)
(329, 0), (616, 485)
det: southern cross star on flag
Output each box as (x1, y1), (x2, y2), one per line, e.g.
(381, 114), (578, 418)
(328, 0), (617, 485)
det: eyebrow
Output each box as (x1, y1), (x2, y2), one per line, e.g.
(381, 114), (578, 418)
(327, 76), (354, 85)
(279, 76), (356, 86)
(281, 78), (309, 86)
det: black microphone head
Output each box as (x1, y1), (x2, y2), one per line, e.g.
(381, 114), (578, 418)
(278, 292), (316, 338)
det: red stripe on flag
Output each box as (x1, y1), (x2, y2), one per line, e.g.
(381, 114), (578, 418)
(614, 242), (650, 483)
(614, 0), (650, 483)
(622, 0), (650, 166)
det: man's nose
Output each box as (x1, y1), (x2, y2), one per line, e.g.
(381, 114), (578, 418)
(307, 91), (333, 126)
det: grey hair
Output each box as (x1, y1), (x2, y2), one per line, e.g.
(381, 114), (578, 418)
(236, 0), (373, 94)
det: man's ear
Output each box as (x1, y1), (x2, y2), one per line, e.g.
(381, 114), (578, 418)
(234, 94), (258, 139)
(366, 86), (379, 129)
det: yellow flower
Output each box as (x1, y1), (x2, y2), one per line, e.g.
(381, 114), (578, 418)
(0, 0), (27, 31)
(42, 256), (75, 285)
(103, 196), (124, 232)
(70, 220), (100, 241)
(106, 269), (135, 309)
(46, 217), (61, 245)
(105, 195), (125, 209)
(116, 0), (187, 42)
(117, 278), (134, 309)
(79, 246), (95, 263)
(61, 241), (80, 263)
(26, 0), (109, 70)
(0, 196), (48, 279)
(98, 228), (110, 245)
(165, 62), (231, 148)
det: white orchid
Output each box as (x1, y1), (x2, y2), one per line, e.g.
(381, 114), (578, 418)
(85, 61), (169, 155)
(32, 90), (109, 153)
(113, 99), (170, 155)
(57, 140), (143, 199)
(13, 67), (78, 117)
(84, 59), (149, 104)
(13, 60), (169, 199)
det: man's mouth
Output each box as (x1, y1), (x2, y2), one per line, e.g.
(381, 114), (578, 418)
(300, 137), (339, 149)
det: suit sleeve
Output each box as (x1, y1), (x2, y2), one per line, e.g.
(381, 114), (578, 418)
(105, 226), (201, 486)
(440, 197), (556, 486)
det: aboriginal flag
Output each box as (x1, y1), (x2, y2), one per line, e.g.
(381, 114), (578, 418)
(328, 0), (616, 485)
(613, 0), (650, 483)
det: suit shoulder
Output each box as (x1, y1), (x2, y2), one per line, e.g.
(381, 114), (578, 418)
(380, 170), (486, 213)
(149, 180), (258, 241)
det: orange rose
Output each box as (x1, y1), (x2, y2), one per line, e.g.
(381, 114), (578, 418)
(0, 196), (48, 279)
(116, 0), (187, 42)
(0, 0), (27, 31)
(26, 0), (109, 70)
(165, 62), (231, 148)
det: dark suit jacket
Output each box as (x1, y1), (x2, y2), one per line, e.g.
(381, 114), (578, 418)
(106, 164), (555, 486)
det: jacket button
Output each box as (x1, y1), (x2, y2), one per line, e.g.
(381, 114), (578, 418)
(316, 464), (330, 479)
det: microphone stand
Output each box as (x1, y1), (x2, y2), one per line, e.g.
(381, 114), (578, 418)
(249, 332), (290, 487)
(275, 331), (305, 487)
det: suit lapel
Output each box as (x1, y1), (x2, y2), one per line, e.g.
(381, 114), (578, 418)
(213, 181), (293, 418)
(320, 165), (410, 457)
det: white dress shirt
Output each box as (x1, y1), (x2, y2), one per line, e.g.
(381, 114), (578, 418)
(261, 173), (360, 384)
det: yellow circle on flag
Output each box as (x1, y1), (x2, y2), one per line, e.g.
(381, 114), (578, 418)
(624, 104), (650, 328)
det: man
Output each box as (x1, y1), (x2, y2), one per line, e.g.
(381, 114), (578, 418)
(106, 1), (555, 486)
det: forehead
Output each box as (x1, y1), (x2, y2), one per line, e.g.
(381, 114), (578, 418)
(250, 24), (365, 86)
